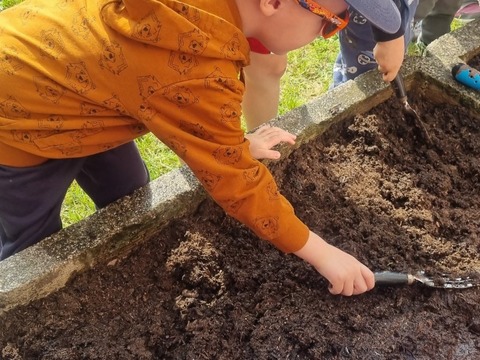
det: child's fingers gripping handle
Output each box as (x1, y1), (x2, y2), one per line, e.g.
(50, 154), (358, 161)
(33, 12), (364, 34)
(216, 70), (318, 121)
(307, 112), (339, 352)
(374, 271), (411, 286)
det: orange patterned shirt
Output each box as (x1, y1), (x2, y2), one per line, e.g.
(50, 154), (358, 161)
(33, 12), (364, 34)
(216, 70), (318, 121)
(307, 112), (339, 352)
(0, 0), (309, 252)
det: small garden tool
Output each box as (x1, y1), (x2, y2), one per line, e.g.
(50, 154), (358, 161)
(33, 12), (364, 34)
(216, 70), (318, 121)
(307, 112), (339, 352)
(374, 271), (478, 289)
(391, 73), (432, 145)
(452, 63), (480, 91)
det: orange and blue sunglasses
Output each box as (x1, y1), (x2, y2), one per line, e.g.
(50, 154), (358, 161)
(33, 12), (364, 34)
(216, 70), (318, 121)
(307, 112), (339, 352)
(294, 0), (349, 38)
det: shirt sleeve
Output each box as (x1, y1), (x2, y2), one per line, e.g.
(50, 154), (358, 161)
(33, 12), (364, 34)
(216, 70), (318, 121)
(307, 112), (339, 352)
(139, 77), (309, 253)
(372, 0), (407, 42)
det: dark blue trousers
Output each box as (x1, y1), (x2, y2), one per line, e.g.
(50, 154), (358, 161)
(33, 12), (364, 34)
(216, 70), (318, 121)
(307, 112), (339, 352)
(0, 142), (149, 260)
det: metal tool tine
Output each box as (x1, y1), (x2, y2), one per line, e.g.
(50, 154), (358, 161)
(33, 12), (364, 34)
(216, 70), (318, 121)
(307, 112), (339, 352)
(439, 274), (476, 289)
(414, 271), (478, 289)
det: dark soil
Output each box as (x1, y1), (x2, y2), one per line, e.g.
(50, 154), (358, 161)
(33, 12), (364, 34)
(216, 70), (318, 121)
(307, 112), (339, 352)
(469, 54), (480, 69)
(2, 76), (480, 359)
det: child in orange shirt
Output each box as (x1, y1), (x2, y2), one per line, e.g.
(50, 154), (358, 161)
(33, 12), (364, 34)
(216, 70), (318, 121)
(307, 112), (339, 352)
(0, 0), (404, 296)
(243, 0), (416, 130)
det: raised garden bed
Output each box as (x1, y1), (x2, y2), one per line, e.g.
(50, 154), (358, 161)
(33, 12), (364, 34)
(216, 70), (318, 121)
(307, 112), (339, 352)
(1, 74), (480, 359)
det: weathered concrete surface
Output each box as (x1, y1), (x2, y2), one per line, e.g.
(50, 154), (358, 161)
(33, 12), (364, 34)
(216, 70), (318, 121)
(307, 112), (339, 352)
(419, 19), (480, 112)
(1, 19), (479, 315)
(0, 167), (205, 314)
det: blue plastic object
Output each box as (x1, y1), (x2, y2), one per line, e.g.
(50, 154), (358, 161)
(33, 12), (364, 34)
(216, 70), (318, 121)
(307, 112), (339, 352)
(452, 63), (480, 91)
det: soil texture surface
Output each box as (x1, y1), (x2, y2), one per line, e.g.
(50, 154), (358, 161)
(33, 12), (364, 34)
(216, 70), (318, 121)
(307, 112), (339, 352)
(1, 77), (480, 359)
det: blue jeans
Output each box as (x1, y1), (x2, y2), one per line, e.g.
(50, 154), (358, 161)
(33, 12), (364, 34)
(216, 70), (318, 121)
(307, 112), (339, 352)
(333, 0), (419, 86)
(0, 142), (149, 260)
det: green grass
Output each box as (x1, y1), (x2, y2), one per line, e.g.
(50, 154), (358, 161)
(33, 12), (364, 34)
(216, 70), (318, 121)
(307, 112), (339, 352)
(0, 0), (22, 9)
(279, 37), (339, 114)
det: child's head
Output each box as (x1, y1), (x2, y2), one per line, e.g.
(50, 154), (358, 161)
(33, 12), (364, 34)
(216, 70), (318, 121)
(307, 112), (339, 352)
(237, 0), (401, 55)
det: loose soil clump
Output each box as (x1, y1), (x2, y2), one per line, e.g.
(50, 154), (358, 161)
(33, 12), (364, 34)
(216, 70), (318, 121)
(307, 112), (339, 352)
(1, 78), (480, 359)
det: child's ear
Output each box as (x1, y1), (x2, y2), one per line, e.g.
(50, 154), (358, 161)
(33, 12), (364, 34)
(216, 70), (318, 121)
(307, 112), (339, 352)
(260, 0), (282, 16)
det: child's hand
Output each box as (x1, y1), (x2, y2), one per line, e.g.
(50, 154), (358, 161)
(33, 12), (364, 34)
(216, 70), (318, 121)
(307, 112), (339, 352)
(373, 36), (405, 82)
(294, 231), (375, 296)
(245, 125), (296, 160)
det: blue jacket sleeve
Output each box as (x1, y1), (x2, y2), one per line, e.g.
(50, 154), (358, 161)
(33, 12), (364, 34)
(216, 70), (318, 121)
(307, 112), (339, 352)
(372, 0), (408, 42)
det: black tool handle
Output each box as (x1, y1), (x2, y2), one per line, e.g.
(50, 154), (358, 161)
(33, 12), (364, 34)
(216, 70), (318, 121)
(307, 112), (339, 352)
(374, 271), (411, 286)
(391, 73), (408, 99)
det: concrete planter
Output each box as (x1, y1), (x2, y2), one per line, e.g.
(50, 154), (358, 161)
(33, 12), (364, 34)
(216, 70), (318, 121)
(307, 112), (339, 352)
(1, 19), (479, 316)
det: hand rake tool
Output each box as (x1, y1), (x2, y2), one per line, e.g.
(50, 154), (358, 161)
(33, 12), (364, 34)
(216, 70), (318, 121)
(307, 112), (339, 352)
(374, 271), (478, 289)
(391, 73), (432, 145)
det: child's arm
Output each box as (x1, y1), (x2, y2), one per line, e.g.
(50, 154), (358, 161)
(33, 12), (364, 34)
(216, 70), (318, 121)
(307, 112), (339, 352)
(373, 36), (405, 82)
(370, 0), (410, 82)
(245, 125), (375, 295)
(294, 231), (375, 296)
